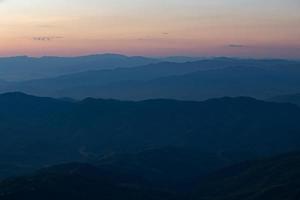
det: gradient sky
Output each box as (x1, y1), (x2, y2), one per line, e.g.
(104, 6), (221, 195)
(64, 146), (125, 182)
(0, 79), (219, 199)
(0, 0), (299, 58)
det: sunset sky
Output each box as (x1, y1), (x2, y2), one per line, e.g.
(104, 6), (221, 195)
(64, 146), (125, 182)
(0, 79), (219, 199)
(0, 0), (299, 58)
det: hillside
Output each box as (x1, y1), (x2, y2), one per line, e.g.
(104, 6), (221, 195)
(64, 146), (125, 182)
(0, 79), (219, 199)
(0, 163), (173, 200)
(0, 93), (300, 179)
(191, 152), (300, 200)
(94, 146), (253, 189)
(1, 152), (300, 200)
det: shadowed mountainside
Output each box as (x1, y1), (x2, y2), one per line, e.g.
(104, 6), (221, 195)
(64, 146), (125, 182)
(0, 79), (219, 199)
(1, 152), (300, 200)
(0, 163), (174, 200)
(190, 152), (300, 200)
(0, 92), (300, 179)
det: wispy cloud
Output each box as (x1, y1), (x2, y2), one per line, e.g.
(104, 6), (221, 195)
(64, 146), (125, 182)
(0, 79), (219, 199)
(32, 36), (63, 41)
(227, 44), (249, 48)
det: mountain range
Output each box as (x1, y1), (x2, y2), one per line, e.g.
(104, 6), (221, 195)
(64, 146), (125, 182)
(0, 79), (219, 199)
(0, 92), (300, 179)
(0, 57), (299, 100)
(0, 54), (203, 81)
(0, 54), (299, 198)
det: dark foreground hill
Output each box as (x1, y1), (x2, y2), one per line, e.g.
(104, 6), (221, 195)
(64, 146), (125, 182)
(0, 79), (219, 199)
(191, 152), (300, 200)
(94, 146), (254, 190)
(1, 152), (300, 200)
(0, 163), (173, 200)
(0, 93), (300, 179)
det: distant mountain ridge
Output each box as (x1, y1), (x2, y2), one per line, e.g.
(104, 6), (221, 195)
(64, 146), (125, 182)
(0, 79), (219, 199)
(0, 54), (160, 81)
(268, 93), (300, 106)
(0, 54), (208, 81)
(1, 58), (299, 100)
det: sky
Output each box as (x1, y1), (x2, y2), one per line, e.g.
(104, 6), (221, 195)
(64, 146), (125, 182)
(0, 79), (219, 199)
(0, 0), (299, 58)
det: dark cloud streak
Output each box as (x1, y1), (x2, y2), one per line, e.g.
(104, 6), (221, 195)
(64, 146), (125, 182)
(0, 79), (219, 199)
(32, 36), (63, 41)
(228, 44), (249, 48)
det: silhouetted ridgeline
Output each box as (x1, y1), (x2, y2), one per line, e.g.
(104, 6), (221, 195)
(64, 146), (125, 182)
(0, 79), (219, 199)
(0, 58), (299, 100)
(268, 93), (300, 107)
(0, 54), (202, 81)
(0, 54), (159, 81)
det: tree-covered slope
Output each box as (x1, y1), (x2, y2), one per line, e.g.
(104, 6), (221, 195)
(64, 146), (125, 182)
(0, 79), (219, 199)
(191, 152), (300, 200)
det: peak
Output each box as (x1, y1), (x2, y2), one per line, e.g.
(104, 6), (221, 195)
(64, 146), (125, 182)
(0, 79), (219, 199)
(0, 92), (64, 103)
(0, 92), (32, 97)
(0, 56), (30, 60)
(82, 53), (128, 58)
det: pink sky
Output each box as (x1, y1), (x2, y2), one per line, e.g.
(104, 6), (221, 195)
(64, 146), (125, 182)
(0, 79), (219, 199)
(0, 0), (299, 58)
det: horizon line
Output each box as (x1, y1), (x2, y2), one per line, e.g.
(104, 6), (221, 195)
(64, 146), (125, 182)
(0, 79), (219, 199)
(0, 53), (298, 61)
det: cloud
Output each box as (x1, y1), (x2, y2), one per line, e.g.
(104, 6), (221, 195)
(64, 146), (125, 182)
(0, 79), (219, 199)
(32, 36), (63, 41)
(227, 44), (249, 48)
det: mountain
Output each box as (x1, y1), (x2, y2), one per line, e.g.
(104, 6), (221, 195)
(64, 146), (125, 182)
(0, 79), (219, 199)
(55, 64), (300, 100)
(0, 146), (244, 199)
(160, 56), (204, 63)
(0, 54), (159, 81)
(94, 146), (254, 190)
(2, 58), (299, 100)
(0, 163), (173, 200)
(1, 151), (300, 200)
(0, 54), (209, 81)
(0, 93), (300, 179)
(191, 152), (300, 200)
(268, 93), (300, 106)
(3, 60), (224, 96)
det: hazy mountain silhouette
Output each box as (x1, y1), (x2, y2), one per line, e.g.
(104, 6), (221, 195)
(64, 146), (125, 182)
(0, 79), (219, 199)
(1, 58), (299, 100)
(60, 65), (300, 100)
(160, 56), (204, 63)
(3, 60), (223, 95)
(0, 54), (159, 81)
(0, 54), (209, 81)
(0, 93), (300, 179)
(268, 93), (300, 106)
